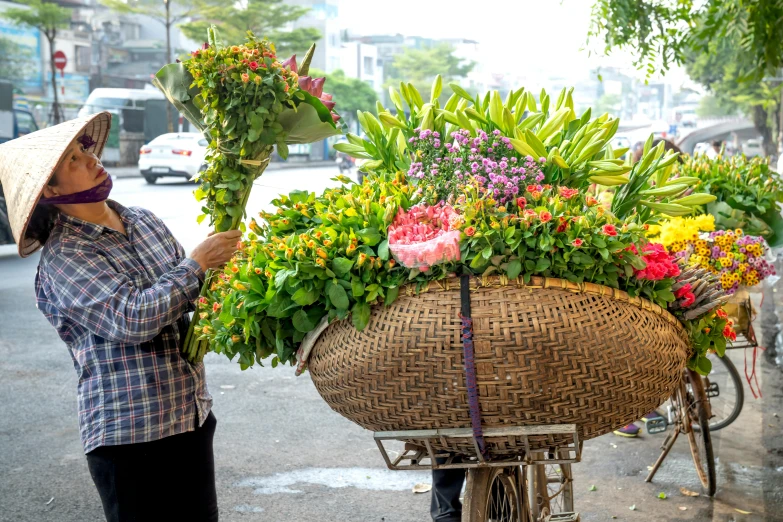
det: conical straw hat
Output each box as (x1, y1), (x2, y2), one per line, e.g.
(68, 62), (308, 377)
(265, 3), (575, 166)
(0, 112), (111, 257)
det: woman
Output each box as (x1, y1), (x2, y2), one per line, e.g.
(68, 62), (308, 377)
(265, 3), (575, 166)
(0, 112), (239, 521)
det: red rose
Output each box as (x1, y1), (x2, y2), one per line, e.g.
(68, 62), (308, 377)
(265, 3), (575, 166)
(571, 238), (584, 248)
(249, 61), (259, 71)
(465, 226), (476, 237)
(539, 211), (552, 223)
(602, 224), (617, 236)
(516, 197), (527, 209)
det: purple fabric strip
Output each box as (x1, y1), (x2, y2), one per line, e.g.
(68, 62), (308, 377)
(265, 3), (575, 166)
(38, 174), (113, 206)
(460, 312), (487, 458)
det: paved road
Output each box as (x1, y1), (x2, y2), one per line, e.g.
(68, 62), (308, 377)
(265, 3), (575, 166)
(1, 168), (783, 521)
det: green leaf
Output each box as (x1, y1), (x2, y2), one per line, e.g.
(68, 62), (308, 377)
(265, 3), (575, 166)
(714, 336), (727, 357)
(507, 259), (522, 279)
(292, 286), (319, 306)
(152, 63), (206, 135)
(589, 485), (597, 492)
(378, 240), (390, 260)
(267, 294), (293, 318)
(385, 286), (400, 306)
(292, 309), (316, 333)
(658, 492), (667, 500)
(697, 355), (712, 375)
(352, 279), (365, 297)
(352, 301), (371, 330)
(332, 257), (354, 277)
(358, 227), (382, 246)
(327, 282), (350, 310)
(535, 258), (551, 272)
(482, 246), (493, 259)
(276, 92), (341, 144)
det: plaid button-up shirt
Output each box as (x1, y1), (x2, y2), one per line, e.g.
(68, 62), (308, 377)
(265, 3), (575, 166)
(35, 200), (212, 454)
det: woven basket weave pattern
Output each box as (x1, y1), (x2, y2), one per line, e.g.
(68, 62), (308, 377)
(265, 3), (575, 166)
(309, 276), (689, 456)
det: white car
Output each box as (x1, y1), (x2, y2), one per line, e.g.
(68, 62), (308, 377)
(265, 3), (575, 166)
(138, 133), (208, 184)
(742, 139), (763, 158)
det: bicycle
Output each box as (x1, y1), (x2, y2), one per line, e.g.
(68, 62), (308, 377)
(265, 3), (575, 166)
(697, 295), (755, 432)
(699, 351), (744, 432)
(375, 425), (580, 522)
(645, 368), (716, 496)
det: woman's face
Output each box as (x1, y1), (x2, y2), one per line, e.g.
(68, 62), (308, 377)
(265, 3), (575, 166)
(42, 137), (106, 198)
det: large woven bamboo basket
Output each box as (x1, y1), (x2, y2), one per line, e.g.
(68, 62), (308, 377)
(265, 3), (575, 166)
(308, 275), (690, 457)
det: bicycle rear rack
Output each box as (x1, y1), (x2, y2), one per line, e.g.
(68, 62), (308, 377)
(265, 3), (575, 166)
(374, 424), (581, 471)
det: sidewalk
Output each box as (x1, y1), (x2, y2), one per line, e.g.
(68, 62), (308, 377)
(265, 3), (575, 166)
(111, 160), (336, 179)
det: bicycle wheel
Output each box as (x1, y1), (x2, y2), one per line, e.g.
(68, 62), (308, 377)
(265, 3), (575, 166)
(696, 353), (744, 432)
(526, 462), (574, 520)
(463, 467), (525, 522)
(682, 369), (717, 496)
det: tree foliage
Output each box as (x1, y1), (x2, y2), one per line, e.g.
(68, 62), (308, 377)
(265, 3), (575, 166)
(384, 43), (474, 102)
(0, 37), (35, 81)
(4, 0), (71, 123)
(178, 0), (320, 57)
(685, 34), (781, 156)
(589, 0), (783, 80)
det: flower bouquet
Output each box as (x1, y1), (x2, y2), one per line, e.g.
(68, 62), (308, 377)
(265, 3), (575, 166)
(153, 27), (342, 360)
(677, 154), (783, 246)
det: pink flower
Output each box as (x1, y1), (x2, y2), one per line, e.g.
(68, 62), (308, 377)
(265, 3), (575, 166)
(571, 238), (584, 248)
(248, 61), (259, 71)
(241, 73), (250, 83)
(297, 76), (340, 122)
(539, 211), (552, 223)
(465, 226), (476, 237)
(602, 224), (617, 236)
(281, 54), (297, 72)
(558, 187), (579, 200)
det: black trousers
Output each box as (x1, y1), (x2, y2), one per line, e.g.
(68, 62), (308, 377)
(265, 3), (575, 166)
(85, 411), (218, 522)
(431, 458), (465, 522)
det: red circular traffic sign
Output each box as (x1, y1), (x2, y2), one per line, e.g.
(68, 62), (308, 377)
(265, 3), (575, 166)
(53, 50), (67, 71)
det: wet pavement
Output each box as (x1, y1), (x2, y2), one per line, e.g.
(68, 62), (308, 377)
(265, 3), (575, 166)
(1, 176), (782, 521)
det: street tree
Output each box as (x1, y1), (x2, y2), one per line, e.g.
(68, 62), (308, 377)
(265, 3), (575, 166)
(178, 0), (320, 57)
(686, 36), (781, 156)
(101, 0), (200, 131)
(696, 95), (739, 119)
(385, 43), (474, 104)
(590, 0), (783, 154)
(4, 0), (71, 124)
(0, 37), (34, 82)
(589, 0), (783, 80)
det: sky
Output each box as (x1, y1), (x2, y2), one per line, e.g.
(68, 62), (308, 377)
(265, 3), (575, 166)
(338, 0), (691, 88)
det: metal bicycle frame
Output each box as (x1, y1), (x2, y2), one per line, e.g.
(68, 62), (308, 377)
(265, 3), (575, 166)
(374, 424), (581, 471)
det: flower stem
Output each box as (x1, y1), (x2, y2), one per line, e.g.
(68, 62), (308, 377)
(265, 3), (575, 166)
(182, 146), (273, 362)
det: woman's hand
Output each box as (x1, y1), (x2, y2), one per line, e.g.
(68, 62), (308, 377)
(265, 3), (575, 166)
(189, 230), (243, 273)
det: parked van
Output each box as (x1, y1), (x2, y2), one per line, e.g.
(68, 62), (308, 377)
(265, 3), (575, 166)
(77, 87), (165, 118)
